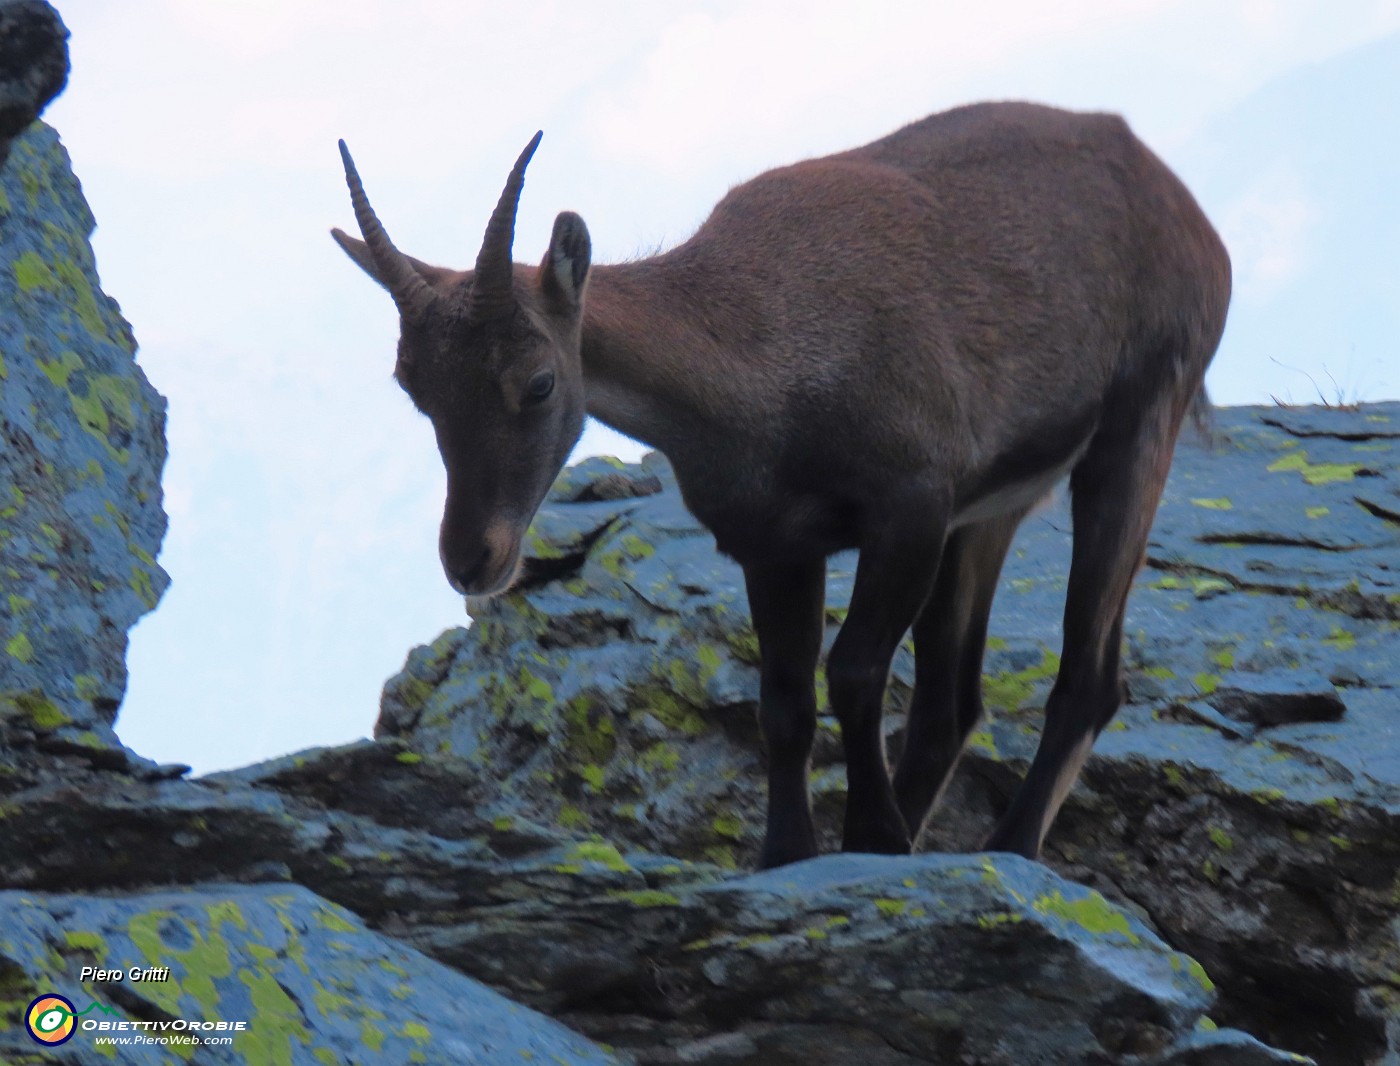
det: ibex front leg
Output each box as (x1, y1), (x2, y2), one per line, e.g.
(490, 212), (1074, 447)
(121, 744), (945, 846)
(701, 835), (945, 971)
(828, 508), (950, 855)
(744, 558), (826, 869)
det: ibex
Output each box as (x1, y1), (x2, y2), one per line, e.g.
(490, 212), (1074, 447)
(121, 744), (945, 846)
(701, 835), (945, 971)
(333, 102), (1230, 868)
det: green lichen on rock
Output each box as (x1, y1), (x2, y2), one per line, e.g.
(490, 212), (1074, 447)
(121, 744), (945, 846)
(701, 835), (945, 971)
(982, 647), (1060, 712)
(607, 889), (681, 908)
(1267, 450), (1365, 485)
(1207, 826), (1234, 851)
(0, 886), (620, 1064)
(1031, 889), (1141, 944)
(0, 122), (167, 747)
(563, 840), (632, 874)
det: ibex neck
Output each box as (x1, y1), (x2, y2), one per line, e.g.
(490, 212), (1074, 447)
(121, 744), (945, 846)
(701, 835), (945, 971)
(580, 257), (751, 455)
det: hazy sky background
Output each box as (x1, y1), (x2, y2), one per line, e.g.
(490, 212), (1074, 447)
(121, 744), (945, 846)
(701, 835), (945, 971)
(41, 0), (1400, 773)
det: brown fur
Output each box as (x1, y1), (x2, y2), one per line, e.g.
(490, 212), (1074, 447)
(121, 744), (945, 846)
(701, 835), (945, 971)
(334, 101), (1230, 866)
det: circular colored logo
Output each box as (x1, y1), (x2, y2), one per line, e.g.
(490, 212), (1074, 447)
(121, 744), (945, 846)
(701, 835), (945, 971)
(25, 993), (77, 1045)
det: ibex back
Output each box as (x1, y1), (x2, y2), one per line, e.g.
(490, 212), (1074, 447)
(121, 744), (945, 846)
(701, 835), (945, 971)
(333, 101), (1231, 867)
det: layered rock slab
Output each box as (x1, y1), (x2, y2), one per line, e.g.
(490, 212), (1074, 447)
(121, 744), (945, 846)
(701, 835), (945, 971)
(0, 743), (1299, 1064)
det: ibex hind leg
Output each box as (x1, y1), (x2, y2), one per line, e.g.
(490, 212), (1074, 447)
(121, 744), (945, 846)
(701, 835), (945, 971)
(893, 509), (1027, 846)
(984, 396), (1190, 859)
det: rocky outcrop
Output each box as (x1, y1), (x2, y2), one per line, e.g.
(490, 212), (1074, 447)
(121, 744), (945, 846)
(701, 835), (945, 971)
(0, 741), (1300, 1064)
(0, 406), (1327, 1063)
(0, 121), (169, 776)
(377, 405), (1399, 1065)
(0, 1), (67, 167)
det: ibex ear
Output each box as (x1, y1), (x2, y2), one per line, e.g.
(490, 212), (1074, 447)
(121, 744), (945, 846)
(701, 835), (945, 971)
(331, 228), (454, 292)
(541, 211), (591, 309)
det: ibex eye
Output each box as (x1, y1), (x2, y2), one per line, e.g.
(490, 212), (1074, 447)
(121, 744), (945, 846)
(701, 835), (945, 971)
(525, 371), (555, 404)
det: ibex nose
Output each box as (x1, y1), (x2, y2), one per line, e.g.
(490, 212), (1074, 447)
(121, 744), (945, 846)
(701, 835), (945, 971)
(446, 547), (491, 595)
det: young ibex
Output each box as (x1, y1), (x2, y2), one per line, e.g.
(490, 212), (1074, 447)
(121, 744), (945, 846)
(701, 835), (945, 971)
(333, 102), (1230, 868)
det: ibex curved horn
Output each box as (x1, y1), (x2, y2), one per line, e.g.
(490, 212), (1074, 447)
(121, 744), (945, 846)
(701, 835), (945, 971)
(338, 139), (437, 317)
(469, 131), (544, 323)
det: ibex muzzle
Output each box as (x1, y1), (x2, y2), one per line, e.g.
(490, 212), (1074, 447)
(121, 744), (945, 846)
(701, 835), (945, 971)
(333, 103), (1231, 868)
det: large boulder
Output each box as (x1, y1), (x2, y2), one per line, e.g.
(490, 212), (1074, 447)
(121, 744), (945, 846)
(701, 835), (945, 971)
(0, 883), (619, 1065)
(406, 849), (1304, 1066)
(380, 404), (1399, 1064)
(0, 121), (169, 774)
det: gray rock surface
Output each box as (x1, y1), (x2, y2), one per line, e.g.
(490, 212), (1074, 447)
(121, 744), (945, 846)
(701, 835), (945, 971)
(379, 406), (1399, 1064)
(0, 1), (68, 166)
(0, 121), (169, 775)
(0, 743), (1295, 1064)
(406, 850), (1271, 1066)
(0, 883), (619, 1065)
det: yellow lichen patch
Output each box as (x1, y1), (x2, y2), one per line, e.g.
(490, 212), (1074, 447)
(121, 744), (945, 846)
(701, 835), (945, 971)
(557, 804), (589, 830)
(13, 250), (55, 292)
(63, 930), (108, 954)
(712, 813), (744, 841)
(1322, 626), (1356, 651)
(1150, 574), (1232, 597)
(703, 844), (737, 869)
(562, 840), (632, 873)
(235, 967), (312, 1065)
(130, 564), (158, 609)
(313, 906), (359, 934)
(1207, 826), (1234, 851)
(981, 647), (1060, 713)
(5, 631), (33, 663)
(1032, 890), (1140, 943)
(976, 912), (1025, 930)
(966, 730), (998, 757)
(7, 691), (68, 729)
(606, 889), (681, 907)
(1267, 450), (1365, 485)
(563, 693), (616, 764)
(725, 621), (760, 664)
(1190, 497), (1232, 510)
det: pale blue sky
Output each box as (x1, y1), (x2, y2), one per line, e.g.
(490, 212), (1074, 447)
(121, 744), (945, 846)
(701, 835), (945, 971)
(42, 0), (1400, 772)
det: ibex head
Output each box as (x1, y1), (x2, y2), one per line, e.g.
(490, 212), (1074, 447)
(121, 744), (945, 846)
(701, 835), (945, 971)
(332, 134), (592, 597)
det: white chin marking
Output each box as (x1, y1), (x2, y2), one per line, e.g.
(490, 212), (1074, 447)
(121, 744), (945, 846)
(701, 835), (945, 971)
(463, 554), (524, 611)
